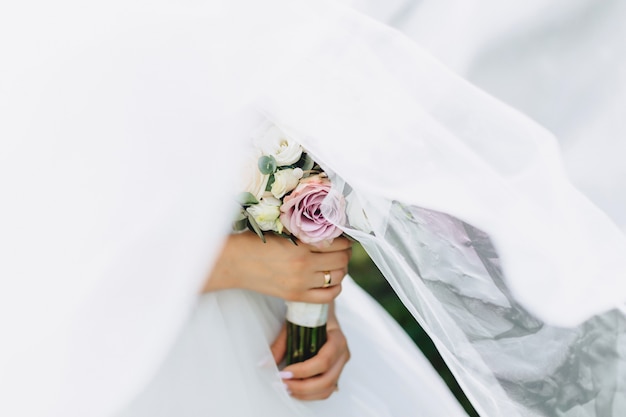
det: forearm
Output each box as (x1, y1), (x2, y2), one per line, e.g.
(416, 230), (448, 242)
(202, 233), (247, 293)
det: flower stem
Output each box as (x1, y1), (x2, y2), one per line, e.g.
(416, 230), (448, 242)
(285, 320), (327, 365)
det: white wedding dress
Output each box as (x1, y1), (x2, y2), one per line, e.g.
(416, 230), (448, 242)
(3, 1), (626, 417)
(115, 278), (466, 417)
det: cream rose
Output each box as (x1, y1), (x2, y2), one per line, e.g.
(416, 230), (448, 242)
(255, 126), (302, 166)
(246, 193), (283, 233)
(271, 168), (304, 199)
(241, 150), (269, 200)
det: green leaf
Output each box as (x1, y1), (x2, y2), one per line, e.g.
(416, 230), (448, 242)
(237, 192), (259, 206)
(246, 211), (266, 243)
(265, 174), (275, 192)
(258, 155), (277, 175)
(301, 153), (314, 171)
(232, 208), (249, 232)
(232, 217), (249, 233)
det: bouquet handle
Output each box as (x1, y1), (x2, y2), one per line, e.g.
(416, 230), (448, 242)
(285, 302), (328, 364)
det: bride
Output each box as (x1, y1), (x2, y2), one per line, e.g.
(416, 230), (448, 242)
(3, 0), (626, 416)
(116, 230), (468, 416)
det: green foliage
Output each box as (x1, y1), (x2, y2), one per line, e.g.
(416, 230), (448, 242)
(349, 243), (478, 417)
(232, 209), (249, 233)
(246, 211), (266, 242)
(237, 192), (259, 206)
(299, 153), (315, 171)
(258, 155), (277, 175)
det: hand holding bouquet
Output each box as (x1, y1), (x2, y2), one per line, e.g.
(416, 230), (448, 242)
(235, 124), (346, 364)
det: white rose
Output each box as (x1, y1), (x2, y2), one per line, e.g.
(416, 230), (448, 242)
(241, 150), (269, 200)
(255, 126), (302, 166)
(271, 168), (304, 199)
(246, 193), (284, 233)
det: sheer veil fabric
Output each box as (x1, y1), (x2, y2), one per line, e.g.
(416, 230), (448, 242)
(315, 1), (626, 415)
(256, 1), (626, 415)
(378, 0), (626, 233)
(2, 1), (626, 416)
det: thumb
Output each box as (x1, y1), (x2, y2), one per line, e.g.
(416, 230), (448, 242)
(270, 323), (287, 364)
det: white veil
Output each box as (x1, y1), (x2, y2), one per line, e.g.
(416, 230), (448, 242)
(3, 1), (626, 416)
(384, 0), (626, 233)
(253, 1), (626, 415)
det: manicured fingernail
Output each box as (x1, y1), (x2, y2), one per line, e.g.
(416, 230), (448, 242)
(279, 371), (293, 379)
(284, 383), (292, 395)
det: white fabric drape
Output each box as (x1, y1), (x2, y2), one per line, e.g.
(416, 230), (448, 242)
(115, 277), (467, 417)
(365, 0), (626, 235)
(258, 1), (626, 327)
(3, 1), (626, 416)
(256, 2), (626, 415)
(0, 3), (252, 416)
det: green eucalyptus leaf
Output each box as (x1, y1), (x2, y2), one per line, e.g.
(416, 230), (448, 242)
(232, 208), (248, 232)
(246, 211), (267, 243)
(237, 192), (259, 206)
(232, 217), (249, 233)
(301, 153), (314, 171)
(258, 155), (277, 175)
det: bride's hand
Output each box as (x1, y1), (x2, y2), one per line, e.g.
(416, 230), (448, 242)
(271, 308), (350, 401)
(204, 232), (352, 304)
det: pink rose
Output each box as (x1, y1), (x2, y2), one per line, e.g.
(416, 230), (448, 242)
(280, 175), (346, 246)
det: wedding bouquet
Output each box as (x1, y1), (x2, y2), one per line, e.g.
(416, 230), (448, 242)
(234, 124), (346, 364)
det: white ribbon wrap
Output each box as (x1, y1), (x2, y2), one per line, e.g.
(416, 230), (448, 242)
(285, 301), (329, 328)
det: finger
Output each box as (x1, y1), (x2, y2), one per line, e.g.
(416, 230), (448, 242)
(290, 385), (337, 401)
(289, 382), (338, 401)
(317, 268), (347, 289)
(277, 250), (348, 295)
(308, 237), (352, 253)
(270, 324), (287, 364)
(307, 250), (351, 277)
(281, 330), (344, 379)
(293, 285), (342, 304)
(286, 351), (348, 400)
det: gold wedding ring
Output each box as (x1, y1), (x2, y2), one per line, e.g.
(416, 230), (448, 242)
(323, 271), (332, 288)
